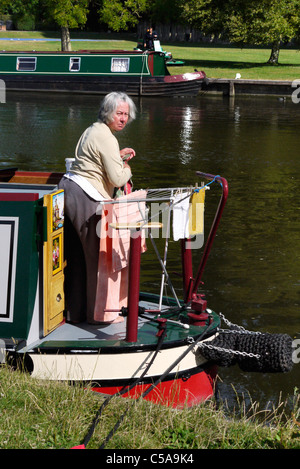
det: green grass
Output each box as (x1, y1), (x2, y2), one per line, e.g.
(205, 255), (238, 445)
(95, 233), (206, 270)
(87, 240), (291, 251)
(1, 30), (300, 80)
(167, 43), (300, 80)
(1, 363), (300, 449)
(0, 30), (137, 53)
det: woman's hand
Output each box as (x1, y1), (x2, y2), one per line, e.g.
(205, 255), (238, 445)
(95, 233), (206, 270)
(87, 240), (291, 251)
(120, 147), (136, 161)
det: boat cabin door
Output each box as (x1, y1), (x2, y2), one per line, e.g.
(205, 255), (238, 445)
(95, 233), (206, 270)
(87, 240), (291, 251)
(43, 190), (65, 336)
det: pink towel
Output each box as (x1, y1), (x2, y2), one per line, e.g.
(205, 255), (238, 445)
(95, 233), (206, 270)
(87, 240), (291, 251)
(94, 190), (147, 322)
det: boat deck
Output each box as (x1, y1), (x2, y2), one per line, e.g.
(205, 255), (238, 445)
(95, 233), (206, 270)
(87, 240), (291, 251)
(30, 316), (142, 350)
(20, 298), (219, 354)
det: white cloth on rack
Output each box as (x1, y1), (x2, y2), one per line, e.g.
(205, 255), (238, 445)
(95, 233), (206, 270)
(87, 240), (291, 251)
(172, 192), (190, 241)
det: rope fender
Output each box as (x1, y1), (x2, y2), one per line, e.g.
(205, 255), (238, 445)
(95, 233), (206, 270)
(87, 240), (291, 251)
(199, 331), (293, 373)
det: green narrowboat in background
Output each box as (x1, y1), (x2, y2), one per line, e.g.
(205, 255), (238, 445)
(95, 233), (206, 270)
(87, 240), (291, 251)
(0, 49), (206, 96)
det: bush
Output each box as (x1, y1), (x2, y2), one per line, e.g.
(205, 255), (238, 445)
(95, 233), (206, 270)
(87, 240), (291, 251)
(14, 14), (35, 31)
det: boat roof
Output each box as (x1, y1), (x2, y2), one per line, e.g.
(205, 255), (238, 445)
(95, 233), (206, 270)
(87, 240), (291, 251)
(0, 49), (153, 55)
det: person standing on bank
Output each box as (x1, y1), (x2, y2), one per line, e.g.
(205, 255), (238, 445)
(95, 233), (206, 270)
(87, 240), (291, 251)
(58, 92), (136, 324)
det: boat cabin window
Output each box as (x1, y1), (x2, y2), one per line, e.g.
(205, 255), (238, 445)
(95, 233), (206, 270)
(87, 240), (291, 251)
(111, 58), (130, 73)
(69, 57), (81, 71)
(16, 57), (37, 71)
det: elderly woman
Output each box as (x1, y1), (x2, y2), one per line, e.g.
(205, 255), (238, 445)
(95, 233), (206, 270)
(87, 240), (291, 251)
(59, 92), (136, 324)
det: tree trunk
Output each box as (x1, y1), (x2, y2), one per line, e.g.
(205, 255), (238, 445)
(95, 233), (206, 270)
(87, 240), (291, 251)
(267, 40), (280, 65)
(61, 27), (72, 51)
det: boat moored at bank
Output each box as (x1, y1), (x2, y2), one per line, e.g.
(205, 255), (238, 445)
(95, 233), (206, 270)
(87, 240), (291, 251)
(0, 49), (206, 97)
(0, 168), (293, 409)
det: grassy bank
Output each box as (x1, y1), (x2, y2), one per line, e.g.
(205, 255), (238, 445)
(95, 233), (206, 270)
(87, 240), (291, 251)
(0, 31), (300, 80)
(167, 44), (300, 80)
(0, 364), (300, 449)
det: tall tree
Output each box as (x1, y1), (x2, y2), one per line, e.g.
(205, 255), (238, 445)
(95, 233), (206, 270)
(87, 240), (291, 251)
(226, 0), (300, 64)
(42, 0), (89, 50)
(181, 0), (300, 64)
(99, 0), (150, 31)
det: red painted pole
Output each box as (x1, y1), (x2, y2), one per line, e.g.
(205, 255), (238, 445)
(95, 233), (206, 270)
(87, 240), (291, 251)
(180, 238), (193, 303)
(126, 229), (142, 342)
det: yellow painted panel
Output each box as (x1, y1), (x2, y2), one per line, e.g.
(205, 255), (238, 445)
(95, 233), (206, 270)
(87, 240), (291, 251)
(43, 190), (65, 336)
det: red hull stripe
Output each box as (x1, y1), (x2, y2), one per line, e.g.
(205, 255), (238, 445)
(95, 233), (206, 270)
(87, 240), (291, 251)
(91, 366), (217, 408)
(0, 192), (39, 201)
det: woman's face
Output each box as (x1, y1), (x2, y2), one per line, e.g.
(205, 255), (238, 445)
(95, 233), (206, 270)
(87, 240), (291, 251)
(108, 101), (129, 132)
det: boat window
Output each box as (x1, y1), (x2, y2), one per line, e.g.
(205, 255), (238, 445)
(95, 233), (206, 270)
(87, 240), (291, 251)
(111, 58), (130, 73)
(16, 57), (37, 71)
(70, 57), (81, 71)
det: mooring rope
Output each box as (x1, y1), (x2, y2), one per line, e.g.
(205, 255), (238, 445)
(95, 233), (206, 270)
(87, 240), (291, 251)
(76, 318), (214, 449)
(97, 319), (215, 449)
(73, 319), (168, 449)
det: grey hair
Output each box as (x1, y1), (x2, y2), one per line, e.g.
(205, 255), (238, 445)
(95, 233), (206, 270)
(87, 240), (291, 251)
(98, 92), (136, 125)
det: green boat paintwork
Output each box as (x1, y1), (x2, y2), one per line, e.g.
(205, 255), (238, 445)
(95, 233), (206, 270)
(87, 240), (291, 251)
(0, 197), (40, 340)
(0, 50), (206, 96)
(0, 50), (166, 77)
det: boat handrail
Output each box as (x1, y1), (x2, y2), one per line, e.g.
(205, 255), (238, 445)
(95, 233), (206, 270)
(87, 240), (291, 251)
(192, 172), (228, 296)
(100, 186), (205, 204)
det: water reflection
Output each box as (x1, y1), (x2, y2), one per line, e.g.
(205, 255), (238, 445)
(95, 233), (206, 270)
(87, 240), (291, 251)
(0, 91), (299, 409)
(179, 106), (193, 163)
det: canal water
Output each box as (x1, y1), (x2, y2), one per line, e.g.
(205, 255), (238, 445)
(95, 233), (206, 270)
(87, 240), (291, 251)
(0, 91), (299, 410)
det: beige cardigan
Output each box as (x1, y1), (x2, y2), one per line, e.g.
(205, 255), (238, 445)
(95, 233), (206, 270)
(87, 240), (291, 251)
(70, 121), (132, 199)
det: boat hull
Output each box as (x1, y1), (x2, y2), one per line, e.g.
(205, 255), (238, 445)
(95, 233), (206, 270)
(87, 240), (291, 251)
(91, 365), (218, 407)
(17, 326), (218, 407)
(1, 72), (205, 97)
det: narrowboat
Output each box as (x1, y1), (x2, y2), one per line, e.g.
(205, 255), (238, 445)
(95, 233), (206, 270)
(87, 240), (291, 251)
(0, 49), (205, 96)
(0, 168), (293, 410)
